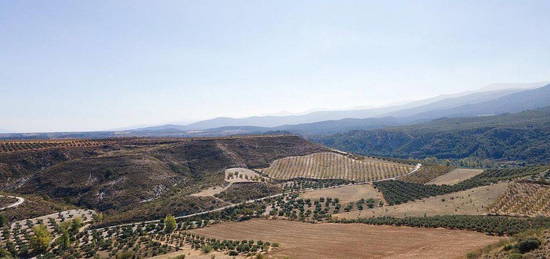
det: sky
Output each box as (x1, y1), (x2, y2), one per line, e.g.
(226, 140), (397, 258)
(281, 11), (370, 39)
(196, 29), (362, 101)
(1, 1), (549, 132)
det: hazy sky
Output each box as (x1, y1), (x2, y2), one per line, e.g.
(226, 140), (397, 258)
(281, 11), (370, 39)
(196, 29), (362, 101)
(1, 1), (549, 132)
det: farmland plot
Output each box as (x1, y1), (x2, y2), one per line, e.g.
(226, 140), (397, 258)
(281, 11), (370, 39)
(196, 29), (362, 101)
(335, 182), (508, 219)
(299, 183), (384, 204)
(427, 168), (484, 185)
(0, 139), (110, 153)
(259, 152), (414, 182)
(489, 182), (550, 217)
(191, 219), (503, 259)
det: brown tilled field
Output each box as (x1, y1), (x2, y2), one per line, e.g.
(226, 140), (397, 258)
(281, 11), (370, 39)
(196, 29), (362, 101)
(191, 219), (504, 259)
(427, 168), (484, 185)
(259, 152), (414, 182)
(335, 182), (508, 219)
(299, 184), (384, 204)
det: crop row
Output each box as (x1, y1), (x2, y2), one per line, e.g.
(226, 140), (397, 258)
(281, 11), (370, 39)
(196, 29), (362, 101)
(333, 215), (550, 236)
(260, 152), (414, 182)
(0, 140), (108, 153)
(489, 182), (550, 217)
(374, 166), (549, 205)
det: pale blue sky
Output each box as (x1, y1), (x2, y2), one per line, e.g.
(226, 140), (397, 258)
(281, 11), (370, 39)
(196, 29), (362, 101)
(1, 1), (549, 132)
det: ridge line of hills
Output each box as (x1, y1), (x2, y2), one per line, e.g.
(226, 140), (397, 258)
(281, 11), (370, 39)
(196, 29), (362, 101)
(2, 83), (549, 139)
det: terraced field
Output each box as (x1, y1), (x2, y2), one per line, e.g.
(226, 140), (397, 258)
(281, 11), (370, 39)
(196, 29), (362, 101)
(489, 182), (550, 217)
(259, 152), (414, 182)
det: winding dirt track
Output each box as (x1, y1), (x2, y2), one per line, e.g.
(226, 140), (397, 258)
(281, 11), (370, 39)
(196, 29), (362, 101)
(0, 195), (24, 210)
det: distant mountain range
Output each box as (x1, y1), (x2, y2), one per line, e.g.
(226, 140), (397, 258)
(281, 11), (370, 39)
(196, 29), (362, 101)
(1, 82), (549, 139)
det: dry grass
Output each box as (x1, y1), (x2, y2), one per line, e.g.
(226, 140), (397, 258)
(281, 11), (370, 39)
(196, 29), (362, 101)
(427, 168), (484, 185)
(489, 182), (550, 217)
(299, 184), (384, 204)
(190, 185), (229, 197)
(334, 182), (509, 219)
(191, 219), (504, 259)
(259, 152), (414, 182)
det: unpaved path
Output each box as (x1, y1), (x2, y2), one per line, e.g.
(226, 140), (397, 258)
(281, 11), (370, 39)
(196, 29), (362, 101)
(0, 195), (24, 210)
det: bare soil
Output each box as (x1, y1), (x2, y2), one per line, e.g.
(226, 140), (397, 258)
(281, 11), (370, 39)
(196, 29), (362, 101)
(427, 168), (484, 185)
(335, 182), (508, 219)
(191, 219), (504, 259)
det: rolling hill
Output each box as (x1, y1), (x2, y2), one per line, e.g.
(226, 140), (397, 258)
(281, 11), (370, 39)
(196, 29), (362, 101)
(313, 106), (550, 164)
(0, 135), (327, 223)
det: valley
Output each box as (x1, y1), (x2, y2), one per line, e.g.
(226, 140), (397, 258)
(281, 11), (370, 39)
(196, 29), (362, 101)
(1, 135), (549, 258)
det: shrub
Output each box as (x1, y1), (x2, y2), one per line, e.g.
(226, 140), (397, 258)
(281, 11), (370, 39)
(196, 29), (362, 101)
(517, 238), (541, 253)
(201, 245), (213, 254)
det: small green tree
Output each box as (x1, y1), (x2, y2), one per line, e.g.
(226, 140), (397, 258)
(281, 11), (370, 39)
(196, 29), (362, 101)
(164, 215), (176, 233)
(0, 247), (13, 259)
(57, 225), (71, 249)
(0, 215), (8, 227)
(30, 224), (52, 253)
(93, 212), (104, 223)
(70, 217), (83, 233)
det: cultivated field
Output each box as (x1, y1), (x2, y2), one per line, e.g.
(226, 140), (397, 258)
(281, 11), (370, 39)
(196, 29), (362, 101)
(259, 152), (414, 182)
(335, 182), (509, 219)
(489, 182), (550, 217)
(0, 139), (110, 153)
(299, 184), (384, 204)
(191, 219), (504, 259)
(428, 168), (484, 185)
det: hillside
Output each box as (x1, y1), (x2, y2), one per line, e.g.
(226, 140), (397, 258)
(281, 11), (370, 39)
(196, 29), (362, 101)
(0, 135), (327, 222)
(314, 107), (550, 164)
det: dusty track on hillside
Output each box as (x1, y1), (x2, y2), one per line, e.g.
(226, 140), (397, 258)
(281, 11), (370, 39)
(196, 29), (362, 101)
(0, 195), (24, 210)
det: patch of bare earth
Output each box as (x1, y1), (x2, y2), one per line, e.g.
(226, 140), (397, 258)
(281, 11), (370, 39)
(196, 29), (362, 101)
(299, 184), (384, 204)
(191, 219), (504, 259)
(335, 182), (508, 219)
(427, 168), (484, 185)
(190, 185), (229, 197)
